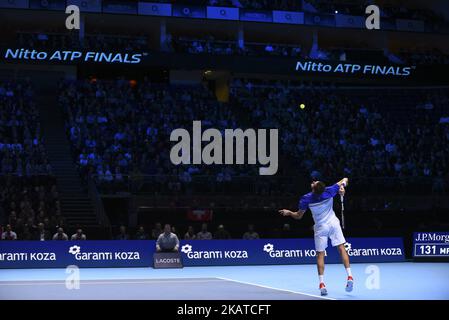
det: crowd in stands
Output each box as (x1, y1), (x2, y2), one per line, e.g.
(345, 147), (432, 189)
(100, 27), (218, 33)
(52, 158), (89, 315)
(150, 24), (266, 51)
(230, 79), (449, 190)
(0, 175), (66, 240)
(0, 81), (67, 241)
(113, 222), (263, 241)
(166, 35), (308, 59)
(16, 31), (81, 50)
(16, 31), (149, 52)
(56, 75), (449, 197)
(396, 49), (449, 65)
(58, 78), (262, 194)
(0, 81), (52, 176)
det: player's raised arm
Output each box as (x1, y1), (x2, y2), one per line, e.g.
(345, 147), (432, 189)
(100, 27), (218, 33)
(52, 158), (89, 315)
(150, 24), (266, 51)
(326, 178), (348, 197)
(278, 209), (305, 220)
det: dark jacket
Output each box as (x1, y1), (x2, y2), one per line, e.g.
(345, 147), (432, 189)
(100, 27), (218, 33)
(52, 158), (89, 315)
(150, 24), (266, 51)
(33, 230), (51, 241)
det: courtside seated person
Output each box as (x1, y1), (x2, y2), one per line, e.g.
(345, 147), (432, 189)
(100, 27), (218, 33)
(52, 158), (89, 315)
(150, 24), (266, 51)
(156, 224), (180, 252)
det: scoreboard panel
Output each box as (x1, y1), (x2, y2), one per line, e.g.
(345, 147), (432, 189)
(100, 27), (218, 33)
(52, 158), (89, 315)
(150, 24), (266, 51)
(413, 232), (449, 258)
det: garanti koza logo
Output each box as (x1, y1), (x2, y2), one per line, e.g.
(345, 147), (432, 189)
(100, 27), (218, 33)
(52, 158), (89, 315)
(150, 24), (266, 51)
(181, 244), (248, 259)
(68, 245), (140, 260)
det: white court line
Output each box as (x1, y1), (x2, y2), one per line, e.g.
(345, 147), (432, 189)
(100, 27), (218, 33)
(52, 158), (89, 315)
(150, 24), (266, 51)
(216, 277), (336, 300)
(0, 277), (336, 300)
(0, 279), (225, 286)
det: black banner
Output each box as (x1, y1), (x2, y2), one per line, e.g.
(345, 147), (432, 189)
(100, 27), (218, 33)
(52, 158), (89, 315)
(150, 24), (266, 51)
(304, 12), (335, 27)
(102, 0), (137, 15)
(29, 0), (64, 10)
(172, 4), (206, 19)
(1, 47), (449, 85)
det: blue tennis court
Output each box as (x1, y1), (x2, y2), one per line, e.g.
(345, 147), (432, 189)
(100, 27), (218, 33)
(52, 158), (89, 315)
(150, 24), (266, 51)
(1, 262), (448, 300)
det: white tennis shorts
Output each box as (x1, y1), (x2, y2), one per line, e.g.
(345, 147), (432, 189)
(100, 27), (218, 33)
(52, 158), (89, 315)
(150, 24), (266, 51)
(313, 216), (346, 252)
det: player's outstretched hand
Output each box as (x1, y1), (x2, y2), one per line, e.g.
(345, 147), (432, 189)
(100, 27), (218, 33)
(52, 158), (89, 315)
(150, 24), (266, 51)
(278, 209), (291, 217)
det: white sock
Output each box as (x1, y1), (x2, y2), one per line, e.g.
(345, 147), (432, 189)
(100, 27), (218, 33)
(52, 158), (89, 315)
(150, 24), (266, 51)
(346, 268), (352, 278)
(319, 275), (324, 284)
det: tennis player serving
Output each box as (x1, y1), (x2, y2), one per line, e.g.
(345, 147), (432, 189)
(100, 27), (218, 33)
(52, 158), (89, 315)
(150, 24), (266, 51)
(279, 177), (353, 296)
